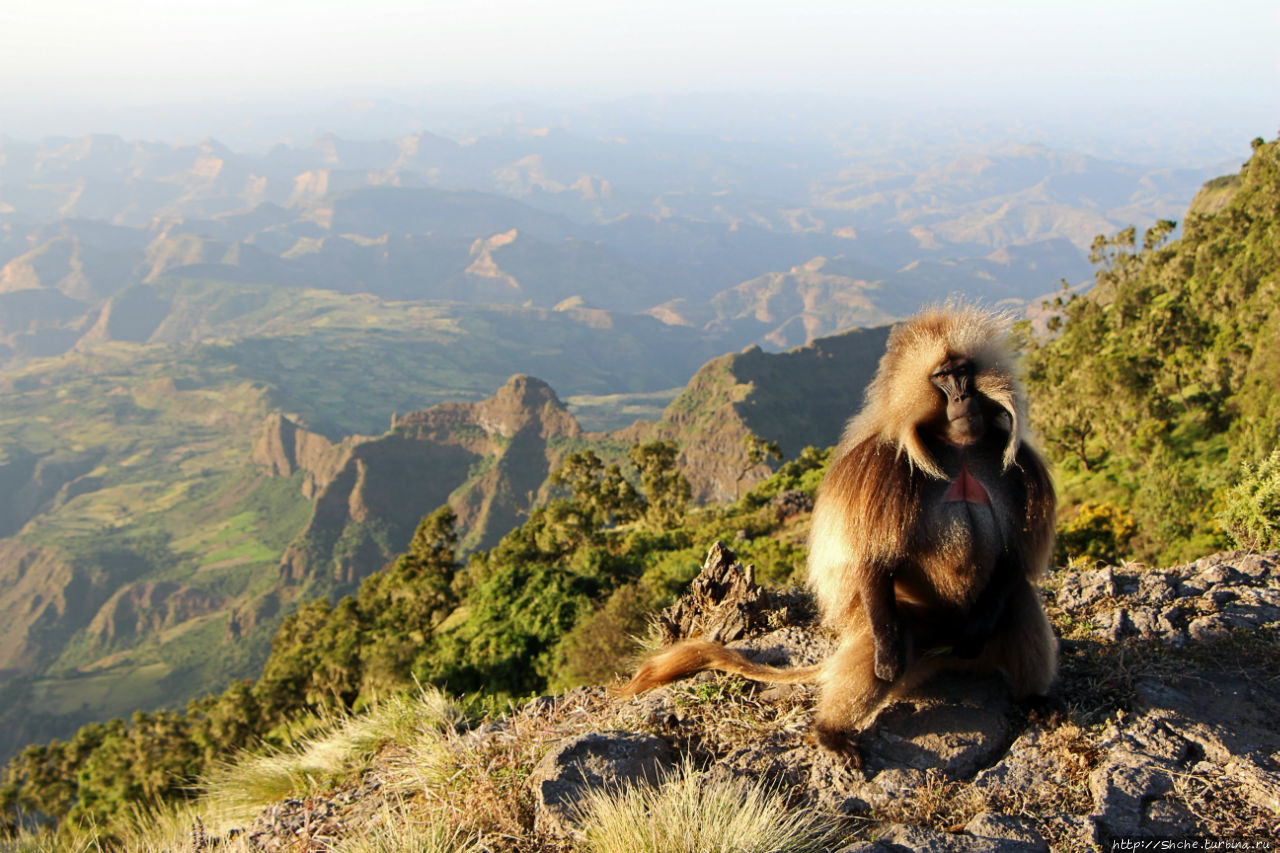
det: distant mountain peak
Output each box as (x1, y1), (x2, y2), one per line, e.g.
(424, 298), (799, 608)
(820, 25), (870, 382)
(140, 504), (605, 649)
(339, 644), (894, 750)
(278, 373), (583, 582)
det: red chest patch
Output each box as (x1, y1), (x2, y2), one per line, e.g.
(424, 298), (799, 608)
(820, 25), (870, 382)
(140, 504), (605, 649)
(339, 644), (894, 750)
(943, 461), (991, 506)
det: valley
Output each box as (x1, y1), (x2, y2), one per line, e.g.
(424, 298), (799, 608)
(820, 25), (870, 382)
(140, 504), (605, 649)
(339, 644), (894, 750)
(0, 119), (1229, 763)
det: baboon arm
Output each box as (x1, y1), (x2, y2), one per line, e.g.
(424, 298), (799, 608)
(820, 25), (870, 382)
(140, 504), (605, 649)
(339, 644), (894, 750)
(1014, 444), (1057, 580)
(861, 564), (904, 682)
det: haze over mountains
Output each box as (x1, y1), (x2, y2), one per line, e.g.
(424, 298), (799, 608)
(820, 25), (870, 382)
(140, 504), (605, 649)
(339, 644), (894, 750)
(0, 109), (1238, 763)
(0, 122), (1220, 364)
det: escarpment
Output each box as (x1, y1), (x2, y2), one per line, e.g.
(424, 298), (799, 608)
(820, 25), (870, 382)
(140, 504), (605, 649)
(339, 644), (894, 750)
(263, 375), (584, 589)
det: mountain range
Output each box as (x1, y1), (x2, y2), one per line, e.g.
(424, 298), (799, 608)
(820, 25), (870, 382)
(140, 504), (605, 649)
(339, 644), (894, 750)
(0, 121), (1230, 762)
(0, 130), (1216, 369)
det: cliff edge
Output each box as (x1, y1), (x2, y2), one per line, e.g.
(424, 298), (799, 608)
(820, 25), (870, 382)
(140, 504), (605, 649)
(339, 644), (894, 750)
(173, 546), (1280, 852)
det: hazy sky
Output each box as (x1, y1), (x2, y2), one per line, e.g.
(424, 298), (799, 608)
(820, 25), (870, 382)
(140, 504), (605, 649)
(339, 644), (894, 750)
(1, 0), (1275, 105)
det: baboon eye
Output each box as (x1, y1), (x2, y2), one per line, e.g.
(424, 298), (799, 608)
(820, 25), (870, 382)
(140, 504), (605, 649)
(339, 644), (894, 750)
(933, 362), (972, 380)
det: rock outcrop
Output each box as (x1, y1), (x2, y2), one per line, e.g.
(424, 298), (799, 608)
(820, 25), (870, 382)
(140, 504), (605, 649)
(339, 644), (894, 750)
(527, 732), (677, 839)
(651, 540), (774, 645)
(250, 324), (900, 590)
(251, 413), (346, 498)
(87, 580), (222, 645)
(207, 547), (1280, 851)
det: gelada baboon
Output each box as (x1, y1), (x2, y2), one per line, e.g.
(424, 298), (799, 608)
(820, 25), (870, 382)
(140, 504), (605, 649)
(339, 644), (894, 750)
(619, 304), (1057, 751)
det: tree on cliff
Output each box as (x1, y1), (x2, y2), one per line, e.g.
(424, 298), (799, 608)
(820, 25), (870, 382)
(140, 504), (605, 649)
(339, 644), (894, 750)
(1022, 137), (1280, 563)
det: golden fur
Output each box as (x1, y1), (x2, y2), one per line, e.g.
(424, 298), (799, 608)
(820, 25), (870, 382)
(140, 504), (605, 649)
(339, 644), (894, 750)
(843, 304), (1025, 479)
(618, 304), (1057, 751)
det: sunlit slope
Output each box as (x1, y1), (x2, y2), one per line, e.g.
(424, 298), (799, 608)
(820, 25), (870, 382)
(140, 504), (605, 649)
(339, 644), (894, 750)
(0, 280), (721, 761)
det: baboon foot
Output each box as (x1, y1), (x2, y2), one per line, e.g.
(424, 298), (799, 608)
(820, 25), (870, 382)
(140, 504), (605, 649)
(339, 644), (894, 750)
(1017, 692), (1066, 722)
(812, 723), (863, 767)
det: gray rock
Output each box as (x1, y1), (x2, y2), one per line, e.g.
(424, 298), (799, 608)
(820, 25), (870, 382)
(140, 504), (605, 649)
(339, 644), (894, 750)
(1125, 606), (1161, 637)
(1187, 613), (1232, 640)
(1174, 580), (1206, 598)
(729, 623), (836, 667)
(526, 731), (677, 838)
(627, 686), (679, 727)
(963, 813), (1049, 853)
(1143, 799), (1197, 835)
(1088, 752), (1177, 841)
(1232, 552), (1278, 579)
(972, 728), (1073, 794)
(705, 743), (799, 789)
(805, 746), (875, 814)
(873, 822), (1042, 852)
(1038, 814), (1096, 851)
(861, 675), (1015, 779)
(1071, 567), (1118, 607)
(854, 767), (928, 811)
(1136, 571), (1176, 606)
(1208, 587), (1240, 606)
(1154, 609), (1184, 640)
(1088, 667), (1280, 842)
(1196, 562), (1244, 586)
(1100, 607), (1134, 640)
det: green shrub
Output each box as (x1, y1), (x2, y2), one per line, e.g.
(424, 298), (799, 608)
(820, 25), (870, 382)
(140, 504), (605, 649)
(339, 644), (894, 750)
(1218, 451), (1280, 550)
(551, 581), (669, 688)
(1054, 502), (1138, 568)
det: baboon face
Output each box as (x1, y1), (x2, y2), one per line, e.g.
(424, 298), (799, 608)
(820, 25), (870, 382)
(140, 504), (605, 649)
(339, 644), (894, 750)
(928, 356), (985, 447)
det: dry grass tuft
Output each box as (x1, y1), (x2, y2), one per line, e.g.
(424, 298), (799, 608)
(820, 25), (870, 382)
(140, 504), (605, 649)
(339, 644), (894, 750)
(104, 803), (262, 853)
(202, 686), (466, 824)
(0, 829), (93, 853)
(382, 702), (547, 845)
(871, 769), (982, 833)
(327, 800), (485, 853)
(1168, 767), (1280, 839)
(573, 757), (840, 853)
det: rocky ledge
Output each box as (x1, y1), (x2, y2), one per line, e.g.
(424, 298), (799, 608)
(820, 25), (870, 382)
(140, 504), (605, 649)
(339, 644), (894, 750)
(222, 546), (1280, 852)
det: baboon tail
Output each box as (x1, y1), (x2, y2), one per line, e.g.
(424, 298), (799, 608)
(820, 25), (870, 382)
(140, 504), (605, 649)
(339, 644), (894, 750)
(615, 638), (824, 697)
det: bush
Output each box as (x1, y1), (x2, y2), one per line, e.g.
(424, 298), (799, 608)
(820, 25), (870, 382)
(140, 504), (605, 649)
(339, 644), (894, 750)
(1054, 501), (1138, 568)
(551, 581), (668, 688)
(1218, 451), (1280, 550)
